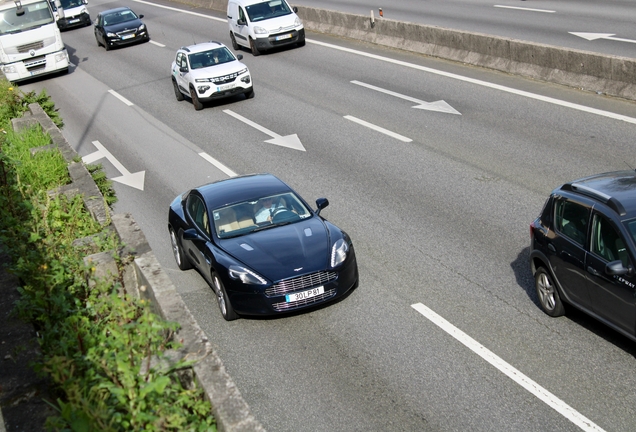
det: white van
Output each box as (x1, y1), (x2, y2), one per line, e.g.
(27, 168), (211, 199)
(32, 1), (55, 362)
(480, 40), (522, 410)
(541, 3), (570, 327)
(55, 0), (90, 30)
(227, 0), (304, 56)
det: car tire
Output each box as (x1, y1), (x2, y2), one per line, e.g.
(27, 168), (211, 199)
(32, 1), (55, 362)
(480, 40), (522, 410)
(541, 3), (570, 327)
(105, 41), (111, 51)
(190, 87), (203, 111)
(249, 38), (260, 56)
(230, 32), (240, 51)
(535, 267), (565, 317)
(244, 87), (254, 99)
(96, 36), (101, 47)
(169, 228), (192, 270)
(173, 80), (184, 101)
(213, 274), (238, 321)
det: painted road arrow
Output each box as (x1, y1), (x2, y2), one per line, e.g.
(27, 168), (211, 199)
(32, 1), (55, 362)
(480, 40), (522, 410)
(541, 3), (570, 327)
(351, 80), (461, 115)
(82, 140), (146, 190)
(223, 109), (306, 151)
(569, 32), (636, 45)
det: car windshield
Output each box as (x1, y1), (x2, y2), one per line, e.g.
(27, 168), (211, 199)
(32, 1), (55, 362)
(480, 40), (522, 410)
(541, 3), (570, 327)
(245, 0), (291, 23)
(103, 9), (137, 26)
(188, 47), (235, 70)
(0, 1), (54, 34)
(213, 192), (311, 238)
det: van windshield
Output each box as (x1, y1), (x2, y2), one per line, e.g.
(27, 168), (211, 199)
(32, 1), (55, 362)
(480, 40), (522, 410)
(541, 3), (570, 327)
(245, 0), (291, 23)
(0, 1), (54, 34)
(59, 0), (85, 9)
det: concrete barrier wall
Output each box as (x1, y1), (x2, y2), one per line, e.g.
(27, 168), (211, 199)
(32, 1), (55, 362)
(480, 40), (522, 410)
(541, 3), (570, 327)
(175, 1), (636, 101)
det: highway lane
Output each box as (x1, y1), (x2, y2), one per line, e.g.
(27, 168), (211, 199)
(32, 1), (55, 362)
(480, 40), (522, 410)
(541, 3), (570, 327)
(291, 0), (636, 59)
(20, 0), (636, 430)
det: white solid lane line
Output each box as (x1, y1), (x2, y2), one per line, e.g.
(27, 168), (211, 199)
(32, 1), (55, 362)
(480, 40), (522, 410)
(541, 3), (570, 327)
(199, 152), (237, 177)
(108, 90), (134, 106)
(493, 5), (556, 13)
(411, 303), (606, 432)
(344, 115), (412, 142)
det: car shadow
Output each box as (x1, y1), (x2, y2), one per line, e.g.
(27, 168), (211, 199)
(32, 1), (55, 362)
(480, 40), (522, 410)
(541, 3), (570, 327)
(511, 247), (636, 356)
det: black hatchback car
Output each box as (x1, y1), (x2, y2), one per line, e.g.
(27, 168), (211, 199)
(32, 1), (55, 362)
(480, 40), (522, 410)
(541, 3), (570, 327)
(168, 174), (359, 321)
(530, 170), (636, 341)
(94, 7), (149, 51)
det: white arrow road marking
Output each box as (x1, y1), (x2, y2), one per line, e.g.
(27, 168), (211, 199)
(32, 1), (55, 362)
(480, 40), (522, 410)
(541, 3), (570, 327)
(108, 90), (134, 106)
(493, 5), (555, 13)
(309, 39), (636, 125)
(82, 141), (146, 190)
(351, 80), (461, 115)
(411, 303), (606, 432)
(344, 115), (412, 142)
(223, 109), (306, 151)
(570, 32), (636, 44)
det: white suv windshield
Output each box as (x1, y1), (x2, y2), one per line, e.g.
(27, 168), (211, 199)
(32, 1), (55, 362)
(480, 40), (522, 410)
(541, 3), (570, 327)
(0, 1), (54, 34)
(188, 47), (235, 69)
(245, 0), (291, 23)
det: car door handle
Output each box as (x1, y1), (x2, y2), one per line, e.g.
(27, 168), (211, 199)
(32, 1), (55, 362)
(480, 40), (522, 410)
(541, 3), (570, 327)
(587, 266), (600, 276)
(548, 243), (556, 252)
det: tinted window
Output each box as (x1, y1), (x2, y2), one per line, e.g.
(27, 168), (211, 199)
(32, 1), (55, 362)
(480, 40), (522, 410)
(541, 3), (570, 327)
(246, 0), (291, 22)
(555, 200), (589, 245)
(592, 213), (629, 266)
(186, 195), (210, 237)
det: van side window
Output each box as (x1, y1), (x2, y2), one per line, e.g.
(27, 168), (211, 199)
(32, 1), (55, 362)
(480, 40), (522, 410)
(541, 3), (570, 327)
(238, 6), (245, 21)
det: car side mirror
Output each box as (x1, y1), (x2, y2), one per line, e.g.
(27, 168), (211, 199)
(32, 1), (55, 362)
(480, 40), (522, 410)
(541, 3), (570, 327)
(236, 54), (243, 60)
(139, 14), (144, 19)
(179, 66), (188, 73)
(605, 260), (632, 276)
(293, 6), (298, 13)
(83, 0), (88, 4)
(237, 18), (246, 26)
(315, 198), (329, 216)
(182, 228), (202, 241)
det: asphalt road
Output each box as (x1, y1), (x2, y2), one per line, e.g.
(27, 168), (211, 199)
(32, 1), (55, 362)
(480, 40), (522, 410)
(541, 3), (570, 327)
(20, 0), (636, 430)
(292, 0), (636, 59)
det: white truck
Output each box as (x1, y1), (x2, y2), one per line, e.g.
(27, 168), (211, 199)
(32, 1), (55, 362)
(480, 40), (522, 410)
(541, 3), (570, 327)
(0, 0), (69, 82)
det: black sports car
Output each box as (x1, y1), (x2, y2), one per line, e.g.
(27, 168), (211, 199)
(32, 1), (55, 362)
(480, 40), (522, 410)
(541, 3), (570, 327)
(94, 7), (149, 51)
(168, 174), (359, 321)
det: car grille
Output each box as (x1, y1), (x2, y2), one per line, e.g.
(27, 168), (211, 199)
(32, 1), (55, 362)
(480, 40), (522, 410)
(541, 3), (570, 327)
(117, 29), (137, 37)
(269, 29), (299, 46)
(272, 288), (336, 311)
(212, 72), (239, 84)
(17, 41), (44, 53)
(24, 56), (46, 70)
(265, 271), (337, 297)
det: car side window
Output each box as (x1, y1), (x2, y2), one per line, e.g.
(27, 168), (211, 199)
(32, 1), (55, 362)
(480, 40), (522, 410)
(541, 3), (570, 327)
(186, 195), (210, 237)
(238, 6), (245, 21)
(555, 199), (589, 246)
(592, 214), (629, 267)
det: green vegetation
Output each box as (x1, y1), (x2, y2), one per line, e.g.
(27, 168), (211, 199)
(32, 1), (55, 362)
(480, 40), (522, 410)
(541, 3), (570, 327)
(0, 79), (215, 431)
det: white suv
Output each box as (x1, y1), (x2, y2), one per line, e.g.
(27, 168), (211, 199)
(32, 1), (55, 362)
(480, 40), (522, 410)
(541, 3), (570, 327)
(171, 41), (254, 110)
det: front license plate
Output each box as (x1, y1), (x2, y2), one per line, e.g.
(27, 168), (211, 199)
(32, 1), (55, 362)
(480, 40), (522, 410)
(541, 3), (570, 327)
(286, 286), (324, 302)
(275, 33), (292, 41)
(217, 83), (236, 92)
(121, 34), (135, 40)
(69, 18), (80, 23)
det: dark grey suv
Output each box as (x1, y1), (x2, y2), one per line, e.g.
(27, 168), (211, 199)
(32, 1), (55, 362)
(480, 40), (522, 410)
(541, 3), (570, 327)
(530, 170), (636, 341)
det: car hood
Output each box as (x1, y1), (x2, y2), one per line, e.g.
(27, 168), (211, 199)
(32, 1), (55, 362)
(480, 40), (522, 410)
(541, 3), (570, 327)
(189, 60), (248, 79)
(219, 217), (330, 282)
(103, 19), (143, 33)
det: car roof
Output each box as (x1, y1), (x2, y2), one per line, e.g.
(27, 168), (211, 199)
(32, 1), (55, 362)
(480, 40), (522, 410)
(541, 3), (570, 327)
(559, 170), (636, 218)
(179, 41), (226, 54)
(196, 174), (293, 209)
(100, 6), (134, 15)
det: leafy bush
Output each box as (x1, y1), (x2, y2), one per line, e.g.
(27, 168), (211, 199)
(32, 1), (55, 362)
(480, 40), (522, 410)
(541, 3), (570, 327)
(0, 78), (215, 431)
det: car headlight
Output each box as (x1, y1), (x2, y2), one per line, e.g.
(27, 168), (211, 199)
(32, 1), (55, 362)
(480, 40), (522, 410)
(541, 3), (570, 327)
(138, 24), (145, 31)
(106, 32), (116, 37)
(229, 265), (267, 285)
(237, 67), (248, 75)
(2, 65), (17, 74)
(253, 26), (268, 35)
(294, 17), (302, 27)
(331, 239), (348, 267)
